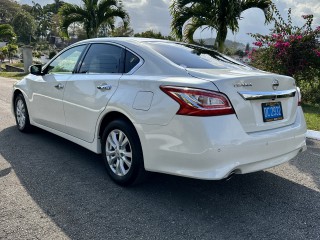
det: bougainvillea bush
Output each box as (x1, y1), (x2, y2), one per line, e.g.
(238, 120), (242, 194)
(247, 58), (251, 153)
(249, 6), (320, 104)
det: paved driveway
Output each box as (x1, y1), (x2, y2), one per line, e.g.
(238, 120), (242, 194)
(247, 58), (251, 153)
(0, 77), (319, 240)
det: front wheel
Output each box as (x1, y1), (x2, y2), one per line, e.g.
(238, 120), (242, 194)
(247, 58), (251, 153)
(101, 119), (146, 186)
(14, 94), (32, 132)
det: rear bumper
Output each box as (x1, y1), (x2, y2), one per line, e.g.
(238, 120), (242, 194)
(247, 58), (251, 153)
(136, 107), (307, 180)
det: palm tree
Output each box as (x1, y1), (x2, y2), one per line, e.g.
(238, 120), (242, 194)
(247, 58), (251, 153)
(170, 0), (273, 52)
(0, 24), (16, 42)
(59, 0), (129, 39)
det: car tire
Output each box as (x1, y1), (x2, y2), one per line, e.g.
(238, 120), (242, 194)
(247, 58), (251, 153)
(101, 119), (147, 186)
(14, 93), (32, 132)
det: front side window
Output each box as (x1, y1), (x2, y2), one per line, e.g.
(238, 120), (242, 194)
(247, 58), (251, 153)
(79, 44), (124, 74)
(46, 45), (86, 74)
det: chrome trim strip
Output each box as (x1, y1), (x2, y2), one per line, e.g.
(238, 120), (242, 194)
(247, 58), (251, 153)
(238, 89), (296, 100)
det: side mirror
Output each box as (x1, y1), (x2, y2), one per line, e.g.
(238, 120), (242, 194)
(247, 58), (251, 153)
(29, 64), (43, 75)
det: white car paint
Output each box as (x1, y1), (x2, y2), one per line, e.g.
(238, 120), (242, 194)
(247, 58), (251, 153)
(12, 37), (307, 180)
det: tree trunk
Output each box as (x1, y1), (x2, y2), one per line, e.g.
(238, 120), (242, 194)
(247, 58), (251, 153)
(216, 25), (228, 53)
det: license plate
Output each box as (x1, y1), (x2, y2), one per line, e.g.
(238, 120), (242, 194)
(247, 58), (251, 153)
(262, 102), (283, 122)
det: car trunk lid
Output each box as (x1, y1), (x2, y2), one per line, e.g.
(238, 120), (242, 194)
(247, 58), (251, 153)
(186, 68), (299, 133)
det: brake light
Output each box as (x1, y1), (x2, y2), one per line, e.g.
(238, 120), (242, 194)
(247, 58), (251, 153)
(160, 86), (235, 116)
(297, 87), (302, 106)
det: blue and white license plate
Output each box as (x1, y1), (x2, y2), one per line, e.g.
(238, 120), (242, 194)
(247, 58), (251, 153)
(262, 102), (283, 122)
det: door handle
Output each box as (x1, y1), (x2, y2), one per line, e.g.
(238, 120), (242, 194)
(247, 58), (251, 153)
(97, 84), (112, 91)
(54, 83), (64, 89)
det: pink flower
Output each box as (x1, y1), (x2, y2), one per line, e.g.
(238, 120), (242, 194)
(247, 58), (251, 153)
(314, 49), (320, 57)
(274, 41), (282, 48)
(253, 41), (263, 47)
(283, 42), (290, 48)
(296, 35), (302, 40)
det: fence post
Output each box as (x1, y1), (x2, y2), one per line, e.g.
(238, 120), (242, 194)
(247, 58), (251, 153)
(22, 46), (33, 73)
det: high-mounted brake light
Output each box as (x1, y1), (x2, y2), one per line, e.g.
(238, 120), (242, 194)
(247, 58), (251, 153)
(160, 86), (235, 116)
(296, 87), (302, 106)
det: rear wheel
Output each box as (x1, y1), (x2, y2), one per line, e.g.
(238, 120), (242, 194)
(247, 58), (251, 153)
(101, 119), (146, 186)
(14, 94), (32, 132)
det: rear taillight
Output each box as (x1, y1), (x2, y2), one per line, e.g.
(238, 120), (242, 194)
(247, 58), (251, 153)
(297, 87), (302, 106)
(160, 86), (235, 116)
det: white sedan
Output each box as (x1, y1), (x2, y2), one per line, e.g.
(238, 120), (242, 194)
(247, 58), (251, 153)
(12, 38), (307, 185)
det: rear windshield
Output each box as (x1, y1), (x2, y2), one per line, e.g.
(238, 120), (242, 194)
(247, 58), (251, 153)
(144, 42), (251, 70)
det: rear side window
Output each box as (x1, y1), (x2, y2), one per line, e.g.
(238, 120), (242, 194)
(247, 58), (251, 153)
(79, 44), (124, 74)
(145, 42), (250, 70)
(124, 50), (140, 73)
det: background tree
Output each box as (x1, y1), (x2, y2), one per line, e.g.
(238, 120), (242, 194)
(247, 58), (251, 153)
(44, 0), (66, 14)
(235, 49), (245, 57)
(21, 4), (33, 13)
(170, 0), (273, 52)
(6, 43), (18, 62)
(0, 24), (16, 42)
(12, 10), (36, 44)
(49, 14), (63, 37)
(31, 2), (52, 40)
(97, 19), (115, 37)
(134, 30), (175, 40)
(0, 46), (8, 63)
(245, 42), (250, 55)
(59, 0), (129, 38)
(110, 22), (134, 37)
(0, 0), (21, 24)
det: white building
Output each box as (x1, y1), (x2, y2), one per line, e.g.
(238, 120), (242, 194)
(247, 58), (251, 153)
(0, 42), (7, 48)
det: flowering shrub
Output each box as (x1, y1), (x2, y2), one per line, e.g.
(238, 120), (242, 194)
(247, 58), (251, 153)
(248, 6), (320, 104)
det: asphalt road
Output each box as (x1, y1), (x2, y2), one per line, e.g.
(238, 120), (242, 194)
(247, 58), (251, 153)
(0, 77), (319, 240)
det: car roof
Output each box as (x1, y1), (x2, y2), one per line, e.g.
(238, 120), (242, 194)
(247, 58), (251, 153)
(76, 37), (173, 46)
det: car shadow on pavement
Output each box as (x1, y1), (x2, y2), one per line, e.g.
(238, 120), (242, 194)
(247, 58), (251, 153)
(289, 139), (320, 189)
(0, 126), (319, 240)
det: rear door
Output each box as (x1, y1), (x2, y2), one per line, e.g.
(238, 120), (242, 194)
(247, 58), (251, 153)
(63, 43), (125, 142)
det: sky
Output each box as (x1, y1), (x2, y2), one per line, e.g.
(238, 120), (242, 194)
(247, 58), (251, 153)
(18, 0), (320, 45)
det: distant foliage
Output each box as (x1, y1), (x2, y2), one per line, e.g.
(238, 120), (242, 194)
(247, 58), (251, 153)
(249, 5), (320, 104)
(49, 51), (57, 59)
(110, 23), (134, 37)
(134, 30), (175, 40)
(0, 24), (16, 42)
(12, 10), (36, 44)
(3, 43), (18, 62)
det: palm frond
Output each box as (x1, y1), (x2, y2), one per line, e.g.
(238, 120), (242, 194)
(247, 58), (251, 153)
(240, 0), (273, 23)
(183, 18), (209, 43)
(171, 3), (211, 40)
(97, 0), (129, 27)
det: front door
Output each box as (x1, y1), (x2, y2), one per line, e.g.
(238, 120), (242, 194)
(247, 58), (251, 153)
(29, 45), (86, 132)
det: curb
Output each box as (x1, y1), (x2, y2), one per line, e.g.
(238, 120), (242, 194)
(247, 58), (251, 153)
(306, 130), (320, 141)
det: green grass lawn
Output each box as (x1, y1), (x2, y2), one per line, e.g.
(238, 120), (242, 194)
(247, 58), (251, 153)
(302, 103), (320, 131)
(0, 72), (27, 80)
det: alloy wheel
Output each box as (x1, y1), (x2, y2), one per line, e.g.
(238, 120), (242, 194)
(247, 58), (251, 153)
(105, 129), (132, 176)
(16, 99), (26, 129)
